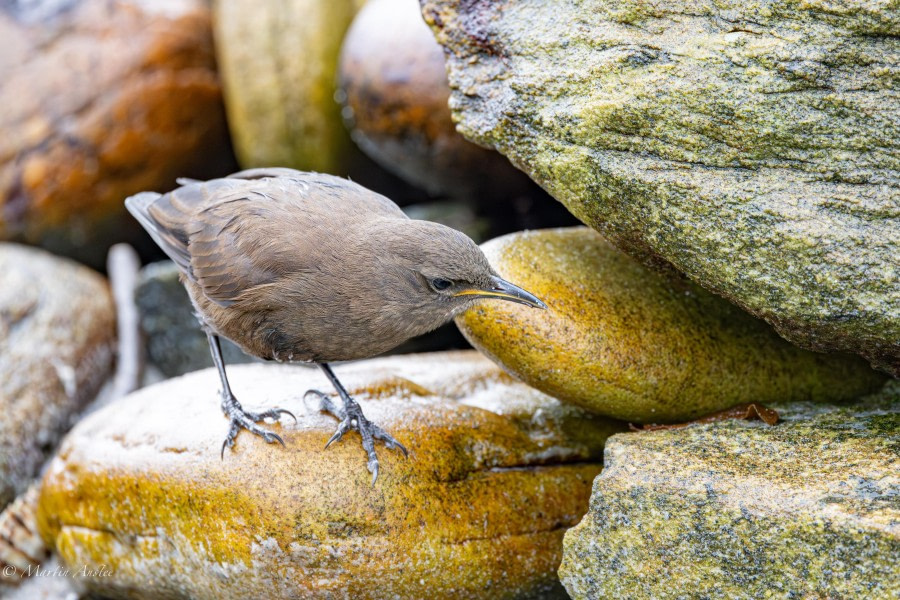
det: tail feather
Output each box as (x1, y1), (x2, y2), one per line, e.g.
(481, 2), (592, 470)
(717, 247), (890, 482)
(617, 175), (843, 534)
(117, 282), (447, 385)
(124, 191), (193, 275)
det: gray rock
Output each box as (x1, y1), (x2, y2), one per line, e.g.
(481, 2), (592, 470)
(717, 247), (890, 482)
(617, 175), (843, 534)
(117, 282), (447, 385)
(0, 244), (115, 509)
(135, 261), (255, 377)
(420, 0), (900, 374)
(560, 382), (900, 599)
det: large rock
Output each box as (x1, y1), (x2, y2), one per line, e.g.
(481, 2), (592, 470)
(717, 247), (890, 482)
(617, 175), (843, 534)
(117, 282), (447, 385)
(456, 228), (885, 423)
(560, 382), (900, 599)
(213, 0), (364, 173)
(0, 244), (115, 509)
(37, 351), (622, 599)
(421, 0), (900, 374)
(338, 0), (532, 198)
(0, 0), (234, 267)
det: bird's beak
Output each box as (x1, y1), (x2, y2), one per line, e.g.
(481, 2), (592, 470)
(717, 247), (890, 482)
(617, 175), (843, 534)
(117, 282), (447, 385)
(454, 275), (548, 309)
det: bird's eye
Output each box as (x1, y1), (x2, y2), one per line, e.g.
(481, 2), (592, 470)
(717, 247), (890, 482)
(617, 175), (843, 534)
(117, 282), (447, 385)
(430, 277), (452, 291)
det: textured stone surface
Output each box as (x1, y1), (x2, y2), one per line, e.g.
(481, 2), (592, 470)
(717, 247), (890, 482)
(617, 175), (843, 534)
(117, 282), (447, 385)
(421, 0), (900, 374)
(338, 0), (531, 198)
(213, 0), (364, 173)
(560, 382), (900, 599)
(37, 351), (622, 599)
(0, 0), (234, 266)
(0, 244), (115, 509)
(456, 228), (885, 422)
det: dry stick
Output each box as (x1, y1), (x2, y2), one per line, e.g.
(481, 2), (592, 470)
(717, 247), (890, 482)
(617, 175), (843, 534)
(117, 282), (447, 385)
(108, 243), (144, 399)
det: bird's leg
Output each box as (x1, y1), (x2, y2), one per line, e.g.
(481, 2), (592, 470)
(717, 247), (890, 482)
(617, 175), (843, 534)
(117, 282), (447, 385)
(205, 331), (295, 457)
(306, 363), (408, 484)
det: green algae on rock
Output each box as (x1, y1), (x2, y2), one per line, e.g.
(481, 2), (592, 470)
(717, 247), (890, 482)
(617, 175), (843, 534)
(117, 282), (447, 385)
(0, 244), (115, 509)
(213, 0), (363, 172)
(421, 0), (900, 375)
(37, 351), (623, 600)
(455, 228), (885, 423)
(560, 382), (900, 599)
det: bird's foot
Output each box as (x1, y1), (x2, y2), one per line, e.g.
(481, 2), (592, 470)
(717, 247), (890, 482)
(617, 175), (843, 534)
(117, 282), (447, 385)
(304, 389), (408, 484)
(220, 394), (296, 458)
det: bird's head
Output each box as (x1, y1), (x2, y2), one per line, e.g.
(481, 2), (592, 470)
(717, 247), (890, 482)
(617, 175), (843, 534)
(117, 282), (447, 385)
(367, 219), (545, 336)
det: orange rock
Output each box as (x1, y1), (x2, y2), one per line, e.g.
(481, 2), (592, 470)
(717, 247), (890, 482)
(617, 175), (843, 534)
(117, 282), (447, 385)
(0, 0), (234, 266)
(38, 351), (622, 599)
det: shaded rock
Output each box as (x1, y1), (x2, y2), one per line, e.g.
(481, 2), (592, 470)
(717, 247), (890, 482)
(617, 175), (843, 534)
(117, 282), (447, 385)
(421, 0), (900, 374)
(0, 244), (115, 509)
(37, 351), (622, 599)
(214, 0), (364, 172)
(136, 261), (254, 377)
(560, 382), (900, 599)
(455, 228), (885, 422)
(0, 0), (234, 267)
(338, 0), (531, 198)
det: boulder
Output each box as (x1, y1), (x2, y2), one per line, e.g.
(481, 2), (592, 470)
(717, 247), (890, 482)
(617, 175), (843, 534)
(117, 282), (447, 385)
(213, 0), (364, 173)
(455, 228), (885, 423)
(421, 0), (900, 374)
(37, 351), (623, 599)
(0, 0), (234, 267)
(0, 244), (115, 509)
(560, 382), (900, 599)
(338, 0), (531, 198)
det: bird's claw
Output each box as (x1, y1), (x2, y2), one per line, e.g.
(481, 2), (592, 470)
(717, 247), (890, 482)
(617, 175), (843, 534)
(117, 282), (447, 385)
(219, 393), (290, 458)
(311, 389), (408, 484)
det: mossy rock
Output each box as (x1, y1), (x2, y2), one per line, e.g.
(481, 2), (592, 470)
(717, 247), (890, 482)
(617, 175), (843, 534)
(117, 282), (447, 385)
(213, 0), (364, 172)
(455, 228), (885, 423)
(421, 0), (900, 374)
(560, 382), (900, 599)
(37, 351), (623, 599)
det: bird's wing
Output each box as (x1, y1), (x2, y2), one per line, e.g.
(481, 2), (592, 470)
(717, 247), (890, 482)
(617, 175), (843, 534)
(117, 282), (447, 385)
(125, 171), (406, 307)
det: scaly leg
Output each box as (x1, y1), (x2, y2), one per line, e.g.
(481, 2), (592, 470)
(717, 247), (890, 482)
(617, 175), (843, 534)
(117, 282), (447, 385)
(305, 363), (407, 484)
(206, 332), (295, 457)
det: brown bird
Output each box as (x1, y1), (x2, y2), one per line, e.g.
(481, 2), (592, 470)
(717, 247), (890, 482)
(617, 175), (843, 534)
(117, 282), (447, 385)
(126, 168), (545, 482)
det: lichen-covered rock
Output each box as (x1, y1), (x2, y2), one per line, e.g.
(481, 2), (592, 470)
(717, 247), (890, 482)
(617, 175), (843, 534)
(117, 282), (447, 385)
(0, 0), (234, 267)
(136, 260), (254, 377)
(338, 0), (531, 198)
(560, 382), (900, 599)
(213, 0), (364, 172)
(455, 228), (885, 423)
(0, 244), (115, 509)
(421, 0), (900, 374)
(37, 351), (622, 599)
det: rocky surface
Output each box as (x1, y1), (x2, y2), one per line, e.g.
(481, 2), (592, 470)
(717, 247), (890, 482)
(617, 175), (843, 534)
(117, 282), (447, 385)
(0, 244), (116, 510)
(421, 0), (900, 374)
(560, 382), (900, 599)
(456, 228), (885, 423)
(214, 0), (364, 173)
(0, 0), (234, 267)
(338, 0), (531, 198)
(37, 351), (622, 599)
(136, 261), (254, 377)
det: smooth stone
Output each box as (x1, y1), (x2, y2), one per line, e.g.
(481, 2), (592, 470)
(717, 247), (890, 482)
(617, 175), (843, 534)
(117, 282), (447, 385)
(560, 382), (900, 599)
(37, 351), (623, 599)
(136, 261), (254, 377)
(421, 0), (900, 374)
(338, 0), (531, 198)
(455, 228), (885, 423)
(0, 244), (115, 509)
(0, 0), (234, 267)
(213, 0), (364, 173)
